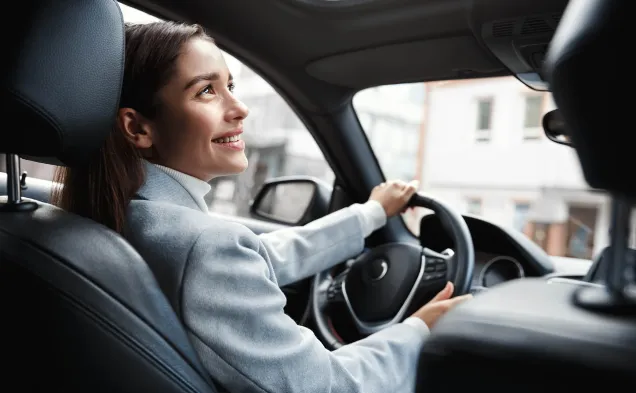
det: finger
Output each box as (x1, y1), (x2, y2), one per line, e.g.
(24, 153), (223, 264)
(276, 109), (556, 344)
(447, 293), (473, 306)
(402, 180), (419, 196)
(430, 281), (454, 302)
(393, 180), (407, 189)
(403, 184), (418, 198)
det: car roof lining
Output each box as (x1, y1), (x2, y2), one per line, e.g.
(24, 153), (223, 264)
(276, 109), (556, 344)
(121, 0), (568, 113)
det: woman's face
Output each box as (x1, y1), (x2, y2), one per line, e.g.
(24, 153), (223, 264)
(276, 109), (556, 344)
(148, 38), (249, 181)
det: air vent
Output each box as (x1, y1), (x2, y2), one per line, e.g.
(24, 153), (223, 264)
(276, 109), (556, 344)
(521, 17), (552, 35)
(492, 20), (515, 37)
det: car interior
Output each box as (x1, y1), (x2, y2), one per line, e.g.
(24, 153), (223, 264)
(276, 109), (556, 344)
(1, 0), (633, 391)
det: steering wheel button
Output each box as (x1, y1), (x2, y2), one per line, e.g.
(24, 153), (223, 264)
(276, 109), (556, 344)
(425, 265), (435, 272)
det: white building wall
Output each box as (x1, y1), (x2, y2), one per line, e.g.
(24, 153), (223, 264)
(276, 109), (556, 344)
(420, 77), (613, 255)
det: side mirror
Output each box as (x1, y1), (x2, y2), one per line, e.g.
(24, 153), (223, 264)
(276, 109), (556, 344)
(542, 109), (572, 147)
(250, 176), (331, 225)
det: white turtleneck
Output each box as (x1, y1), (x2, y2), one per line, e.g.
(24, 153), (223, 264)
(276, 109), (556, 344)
(151, 163), (212, 213)
(149, 161), (429, 336)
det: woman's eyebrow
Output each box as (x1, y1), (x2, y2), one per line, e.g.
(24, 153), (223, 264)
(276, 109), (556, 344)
(184, 72), (233, 90)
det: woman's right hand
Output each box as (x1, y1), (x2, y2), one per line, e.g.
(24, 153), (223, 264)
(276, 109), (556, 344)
(411, 282), (472, 329)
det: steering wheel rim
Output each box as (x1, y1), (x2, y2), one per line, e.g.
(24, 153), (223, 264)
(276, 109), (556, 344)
(312, 192), (474, 348)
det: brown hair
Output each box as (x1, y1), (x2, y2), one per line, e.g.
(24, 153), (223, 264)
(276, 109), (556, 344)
(52, 21), (213, 233)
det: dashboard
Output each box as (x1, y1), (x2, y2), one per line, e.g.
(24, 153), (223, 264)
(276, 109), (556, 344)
(473, 251), (526, 288)
(419, 214), (566, 288)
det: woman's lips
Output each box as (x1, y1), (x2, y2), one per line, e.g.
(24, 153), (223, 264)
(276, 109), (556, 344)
(212, 138), (245, 151)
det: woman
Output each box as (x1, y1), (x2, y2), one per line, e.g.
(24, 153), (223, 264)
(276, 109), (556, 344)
(53, 21), (471, 393)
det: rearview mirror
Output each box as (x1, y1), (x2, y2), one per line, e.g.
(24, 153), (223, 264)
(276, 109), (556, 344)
(250, 177), (331, 225)
(542, 109), (572, 147)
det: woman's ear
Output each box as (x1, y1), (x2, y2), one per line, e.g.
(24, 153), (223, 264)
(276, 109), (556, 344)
(116, 108), (154, 149)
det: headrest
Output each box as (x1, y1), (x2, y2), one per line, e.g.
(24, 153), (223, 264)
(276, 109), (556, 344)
(544, 0), (628, 196)
(2, 0), (124, 167)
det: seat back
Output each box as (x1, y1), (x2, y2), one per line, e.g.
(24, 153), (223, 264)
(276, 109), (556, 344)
(0, 1), (217, 391)
(543, 0), (629, 196)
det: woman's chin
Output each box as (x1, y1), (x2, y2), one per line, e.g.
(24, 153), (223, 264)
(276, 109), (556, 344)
(203, 154), (249, 178)
(222, 156), (249, 176)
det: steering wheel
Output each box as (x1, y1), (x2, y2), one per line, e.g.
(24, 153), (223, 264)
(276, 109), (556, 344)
(312, 193), (475, 349)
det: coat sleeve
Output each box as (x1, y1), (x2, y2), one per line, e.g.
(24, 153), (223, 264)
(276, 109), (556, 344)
(181, 224), (427, 393)
(258, 202), (385, 286)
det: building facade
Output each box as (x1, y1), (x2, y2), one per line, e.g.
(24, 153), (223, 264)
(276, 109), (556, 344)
(416, 77), (617, 258)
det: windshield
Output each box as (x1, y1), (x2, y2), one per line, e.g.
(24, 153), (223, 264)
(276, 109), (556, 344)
(353, 77), (608, 259)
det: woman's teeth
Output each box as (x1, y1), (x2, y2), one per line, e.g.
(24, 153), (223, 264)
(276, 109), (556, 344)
(212, 135), (241, 143)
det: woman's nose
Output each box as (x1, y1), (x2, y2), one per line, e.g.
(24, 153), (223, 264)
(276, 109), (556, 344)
(226, 97), (249, 121)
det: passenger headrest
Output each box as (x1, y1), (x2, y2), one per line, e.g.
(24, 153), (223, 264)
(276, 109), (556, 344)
(1, 0), (124, 167)
(544, 0), (628, 196)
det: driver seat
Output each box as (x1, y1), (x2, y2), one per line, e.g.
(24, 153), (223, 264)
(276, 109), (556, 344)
(0, 1), (218, 391)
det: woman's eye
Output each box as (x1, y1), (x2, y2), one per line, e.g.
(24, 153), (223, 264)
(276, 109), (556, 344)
(199, 84), (213, 96)
(228, 82), (235, 93)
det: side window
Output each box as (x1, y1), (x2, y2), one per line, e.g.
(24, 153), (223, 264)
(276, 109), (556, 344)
(118, 3), (334, 218)
(0, 156), (56, 181)
(354, 84), (423, 182)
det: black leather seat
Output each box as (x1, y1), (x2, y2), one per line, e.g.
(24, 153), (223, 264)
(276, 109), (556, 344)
(416, 1), (635, 391)
(0, 1), (217, 391)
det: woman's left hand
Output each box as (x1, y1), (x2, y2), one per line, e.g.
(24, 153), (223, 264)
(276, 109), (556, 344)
(368, 179), (419, 217)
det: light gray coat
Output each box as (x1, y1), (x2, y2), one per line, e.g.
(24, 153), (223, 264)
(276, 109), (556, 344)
(124, 163), (426, 393)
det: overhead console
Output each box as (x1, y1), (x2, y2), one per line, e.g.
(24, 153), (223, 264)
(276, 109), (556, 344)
(469, 0), (569, 91)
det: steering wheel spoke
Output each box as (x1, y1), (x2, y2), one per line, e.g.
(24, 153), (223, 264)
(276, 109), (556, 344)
(418, 247), (451, 286)
(315, 269), (350, 311)
(327, 273), (347, 303)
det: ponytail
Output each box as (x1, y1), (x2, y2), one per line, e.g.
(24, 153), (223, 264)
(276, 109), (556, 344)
(51, 127), (144, 233)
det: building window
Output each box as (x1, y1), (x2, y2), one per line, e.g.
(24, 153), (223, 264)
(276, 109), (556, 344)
(522, 95), (544, 140)
(513, 202), (531, 233)
(466, 198), (482, 215)
(566, 206), (598, 259)
(476, 98), (493, 142)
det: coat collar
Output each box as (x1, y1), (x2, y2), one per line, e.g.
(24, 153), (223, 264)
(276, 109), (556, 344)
(135, 161), (208, 212)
